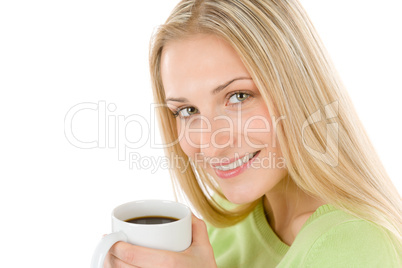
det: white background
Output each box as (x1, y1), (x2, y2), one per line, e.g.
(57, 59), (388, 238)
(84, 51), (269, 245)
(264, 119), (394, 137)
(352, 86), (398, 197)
(0, 1), (400, 267)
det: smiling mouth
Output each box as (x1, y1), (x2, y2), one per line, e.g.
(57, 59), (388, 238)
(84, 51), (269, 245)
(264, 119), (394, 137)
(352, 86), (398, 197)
(213, 150), (260, 171)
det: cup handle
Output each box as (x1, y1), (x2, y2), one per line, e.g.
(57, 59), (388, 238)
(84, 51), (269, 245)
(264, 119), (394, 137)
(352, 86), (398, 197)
(90, 231), (128, 268)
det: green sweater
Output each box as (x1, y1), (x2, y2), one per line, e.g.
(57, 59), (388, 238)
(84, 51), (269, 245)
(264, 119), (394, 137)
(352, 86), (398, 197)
(207, 200), (401, 267)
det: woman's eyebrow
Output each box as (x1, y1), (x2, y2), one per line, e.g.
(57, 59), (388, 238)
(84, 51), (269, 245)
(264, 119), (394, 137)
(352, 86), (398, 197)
(165, 77), (252, 102)
(165, 97), (189, 103)
(211, 77), (252, 95)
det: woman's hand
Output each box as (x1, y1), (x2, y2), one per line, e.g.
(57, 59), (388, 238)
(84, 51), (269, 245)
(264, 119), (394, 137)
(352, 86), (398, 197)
(104, 214), (217, 268)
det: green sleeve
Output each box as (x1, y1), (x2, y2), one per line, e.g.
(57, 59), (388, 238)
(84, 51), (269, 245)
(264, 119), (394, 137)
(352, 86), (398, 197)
(302, 220), (401, 267)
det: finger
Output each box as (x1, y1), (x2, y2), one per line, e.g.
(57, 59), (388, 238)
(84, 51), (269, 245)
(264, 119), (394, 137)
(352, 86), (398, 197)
(110, 241), (180, 268)
(191, 214), (210, 245)
(105, 252), (140, 268)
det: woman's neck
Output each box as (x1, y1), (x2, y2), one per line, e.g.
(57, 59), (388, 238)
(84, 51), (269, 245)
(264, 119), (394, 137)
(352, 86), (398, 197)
(263, 176), (326, 245)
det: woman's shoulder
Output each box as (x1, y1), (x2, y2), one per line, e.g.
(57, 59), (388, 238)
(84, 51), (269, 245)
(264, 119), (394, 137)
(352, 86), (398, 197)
(280, 205), (402, 267)
(303, 219), (400, 267)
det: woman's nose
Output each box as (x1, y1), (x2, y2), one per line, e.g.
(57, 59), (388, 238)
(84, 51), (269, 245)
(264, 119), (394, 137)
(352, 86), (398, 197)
(184, 114), (235, 151)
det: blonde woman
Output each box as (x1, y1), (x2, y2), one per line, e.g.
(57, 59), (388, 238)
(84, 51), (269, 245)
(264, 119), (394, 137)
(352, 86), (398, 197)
(104, 0), (401, 267)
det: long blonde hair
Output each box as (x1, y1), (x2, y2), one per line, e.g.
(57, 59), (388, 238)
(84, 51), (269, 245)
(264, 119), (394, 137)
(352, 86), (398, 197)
(149, 0), (402, 241)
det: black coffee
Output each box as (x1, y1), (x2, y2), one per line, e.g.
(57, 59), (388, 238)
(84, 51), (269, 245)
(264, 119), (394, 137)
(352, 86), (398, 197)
(125, 215), (179, 224)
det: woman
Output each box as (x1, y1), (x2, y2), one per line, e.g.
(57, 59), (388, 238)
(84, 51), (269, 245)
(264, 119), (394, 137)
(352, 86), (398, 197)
(105, 0), (401, 267)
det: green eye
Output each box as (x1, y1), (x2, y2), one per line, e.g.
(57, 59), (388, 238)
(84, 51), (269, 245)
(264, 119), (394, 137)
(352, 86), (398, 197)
(187, 107), (197, 114)
(177, 107), (198, 118)
(229, 92), (250, 104)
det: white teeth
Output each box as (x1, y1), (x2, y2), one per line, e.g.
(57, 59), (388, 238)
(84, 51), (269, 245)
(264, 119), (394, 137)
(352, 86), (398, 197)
(215, 152), (257, 171)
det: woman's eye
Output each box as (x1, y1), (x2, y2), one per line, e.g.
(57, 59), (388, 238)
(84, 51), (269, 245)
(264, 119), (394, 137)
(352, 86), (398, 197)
(228, 92), (250, 105)
(176, 107), (198, 118)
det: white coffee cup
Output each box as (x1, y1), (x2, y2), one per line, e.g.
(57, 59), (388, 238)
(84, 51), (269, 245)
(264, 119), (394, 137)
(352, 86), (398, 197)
(90, 200), (192, 268)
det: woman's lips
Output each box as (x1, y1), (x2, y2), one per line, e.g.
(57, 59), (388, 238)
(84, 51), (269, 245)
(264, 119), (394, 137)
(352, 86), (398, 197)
(212, 150), (260, 179)
(211, 151), (257, 167)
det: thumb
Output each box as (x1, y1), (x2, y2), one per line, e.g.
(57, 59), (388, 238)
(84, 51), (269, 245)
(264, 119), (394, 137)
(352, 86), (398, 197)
(191, 214), (210, 245)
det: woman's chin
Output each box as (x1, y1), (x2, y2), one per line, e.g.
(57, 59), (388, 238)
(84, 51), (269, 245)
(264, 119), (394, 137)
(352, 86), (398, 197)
(222, 191), (262, 205)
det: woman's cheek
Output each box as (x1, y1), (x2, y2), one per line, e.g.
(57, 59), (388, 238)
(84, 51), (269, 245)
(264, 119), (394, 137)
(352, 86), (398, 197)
(239, 111), (272, 148)
(177, 116), (206, 152)
(177, 124), (198, 159)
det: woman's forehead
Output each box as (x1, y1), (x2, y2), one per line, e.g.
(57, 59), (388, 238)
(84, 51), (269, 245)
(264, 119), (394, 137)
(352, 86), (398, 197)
(161, 34), (250, 97)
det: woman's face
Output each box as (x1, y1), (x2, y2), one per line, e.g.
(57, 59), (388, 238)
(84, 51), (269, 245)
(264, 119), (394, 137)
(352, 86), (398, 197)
(161, 34), (288, 204)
